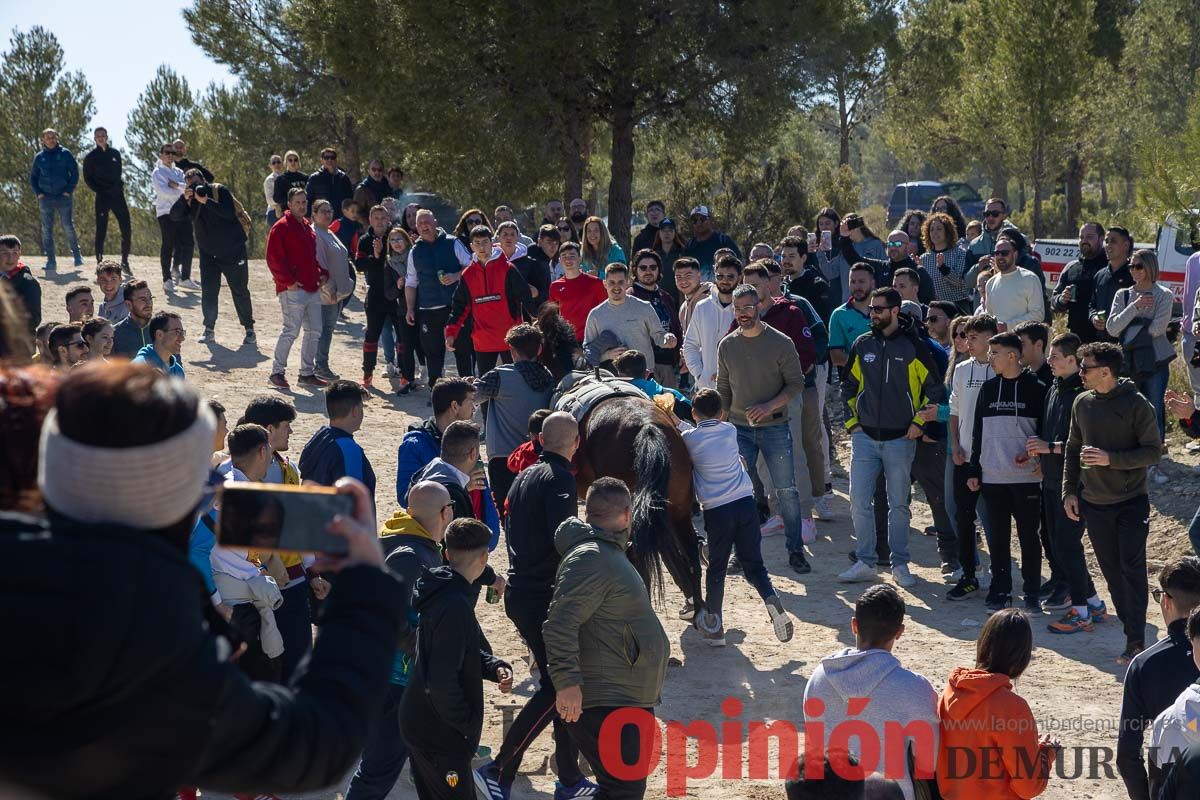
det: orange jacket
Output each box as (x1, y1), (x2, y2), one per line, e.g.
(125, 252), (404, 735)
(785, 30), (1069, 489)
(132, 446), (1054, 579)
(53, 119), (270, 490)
(936, 668), (1052, 800)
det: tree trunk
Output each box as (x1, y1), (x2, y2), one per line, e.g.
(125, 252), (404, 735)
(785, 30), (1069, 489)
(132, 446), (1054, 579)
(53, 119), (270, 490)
(342, 114), (362, 183)
(837, 77), (851, 166)
(607, 99), (636, 256)
(988, 160), (1009, 205)
(1065, 153), (1084, 235)
(559, 94), (589, 201)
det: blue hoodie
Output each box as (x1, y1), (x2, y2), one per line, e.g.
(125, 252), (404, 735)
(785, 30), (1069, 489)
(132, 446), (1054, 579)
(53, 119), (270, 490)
(803, 647), (939, 800)
(30, 145), (79, 197)
(132, 344), (185, 379)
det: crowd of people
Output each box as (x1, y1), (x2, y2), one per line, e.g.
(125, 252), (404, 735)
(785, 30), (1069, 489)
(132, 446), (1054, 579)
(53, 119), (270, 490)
(4, 128), (1200, 800)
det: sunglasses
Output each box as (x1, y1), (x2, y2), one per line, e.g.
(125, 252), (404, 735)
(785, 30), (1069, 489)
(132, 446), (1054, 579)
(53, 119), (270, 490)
(867, 305), (894, 314)
(1078, 363), (1101, 372)
(1130, 262), (1146, 270)
(160, 151), (176, 156)
(270, 160), (283, 166)
(690, 216), (706, 223)
(886, 240), (904, 248)
(984, 210), (1004, 218)
(557, 225), (572, 232)
(637, 263), (658, 270)
(286, 157), (299, 162)
(992, 248), (1013, 256)
(466, 218), (483, 226)
(69, 339), (88, 348)
(955, 331), (969, 339)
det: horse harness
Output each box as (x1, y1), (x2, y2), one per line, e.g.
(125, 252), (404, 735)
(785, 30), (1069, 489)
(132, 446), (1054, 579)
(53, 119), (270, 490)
(552, 369), (650, 424)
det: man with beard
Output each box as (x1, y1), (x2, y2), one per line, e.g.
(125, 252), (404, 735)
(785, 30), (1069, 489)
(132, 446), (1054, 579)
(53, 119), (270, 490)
(779, 235), (831, 326)
(111, 278), (154, 358)
(674, 257), (711, 393)
(716, 284), (811, 574)
(629, 250), (683, 387)
(827, 263), (875, 369)
(1052, 222), (1110, 343)
(682, 255), (739, 390)
(838, 288), (945, 588)
(567, 198), (588, 232)
(541, 199), (564, 227)
(843, 230), (935, 304)
(1087, 227), (1136, 344)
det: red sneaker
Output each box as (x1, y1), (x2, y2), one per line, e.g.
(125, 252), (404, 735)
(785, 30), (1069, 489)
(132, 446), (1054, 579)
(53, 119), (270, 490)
(267, 373), (290, 391)
(297, 373), (329, 387)
(361, 373), (373, 389)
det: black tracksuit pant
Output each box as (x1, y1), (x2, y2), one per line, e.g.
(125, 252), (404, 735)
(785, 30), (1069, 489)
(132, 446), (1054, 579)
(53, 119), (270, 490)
(198, 249), (255, 331)
(953, 464), (983, 581)
(1082, 494), (1150, 646)
(981, 482), (1043, 600)
(567, 706), (654, 800)
(157, 215), (193, 281)
(417, 307), (472, 383)
(1042, 474), (1096, 607)
(408, 747), (475, 800)
(494, 587), (583, 787)
(95, 191), (131, 264)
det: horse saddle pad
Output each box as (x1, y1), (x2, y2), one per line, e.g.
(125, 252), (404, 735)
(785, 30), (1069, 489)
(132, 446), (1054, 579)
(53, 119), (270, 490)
(552, 370), (649, 423)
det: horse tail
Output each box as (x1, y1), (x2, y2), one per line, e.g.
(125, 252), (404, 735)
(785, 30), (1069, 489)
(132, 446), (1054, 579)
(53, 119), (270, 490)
(629, 422), (671, 598)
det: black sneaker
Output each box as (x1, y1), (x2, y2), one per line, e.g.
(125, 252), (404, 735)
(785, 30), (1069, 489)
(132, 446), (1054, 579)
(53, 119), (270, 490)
(947, 576), (980, 601)
(1038, 579), (1061, 599)
(1024, 597), (1042, 613)
(1043, 587), (1071, 611)
(985, 593), (1012, 613)
(1118, 642), (1145, 666)
(789, 551), (812, 575)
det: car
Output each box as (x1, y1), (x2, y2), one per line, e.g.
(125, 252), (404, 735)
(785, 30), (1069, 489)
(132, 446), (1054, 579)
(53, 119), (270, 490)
(396, 191), (461, 232)
(886, 181), (985, 227)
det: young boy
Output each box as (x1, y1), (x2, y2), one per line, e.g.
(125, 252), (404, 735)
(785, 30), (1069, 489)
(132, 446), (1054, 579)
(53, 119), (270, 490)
(967, 332), (1048, 613)
(506, 408), (552, 476)
(400, 518), (513, 800)
(298, 379), (377, 502)
(1028, 333), (1108, 632)
(947, 314), (998, 602)
(675, 388), (793, 647)
(613, 349), (692, 420)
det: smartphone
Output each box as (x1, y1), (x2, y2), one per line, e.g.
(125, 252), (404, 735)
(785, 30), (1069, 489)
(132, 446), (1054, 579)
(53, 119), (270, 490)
(807, 232), (818, 253)
(820, 230), (832, 250)
(217, 482), (353, 555)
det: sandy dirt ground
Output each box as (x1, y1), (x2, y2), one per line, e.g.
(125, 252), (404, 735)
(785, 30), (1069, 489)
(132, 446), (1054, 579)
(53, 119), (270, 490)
(37, 256), (1200, 799)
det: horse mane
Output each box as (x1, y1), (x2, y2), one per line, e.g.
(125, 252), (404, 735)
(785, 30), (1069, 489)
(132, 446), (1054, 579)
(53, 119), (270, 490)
(536, 302), (577, 381)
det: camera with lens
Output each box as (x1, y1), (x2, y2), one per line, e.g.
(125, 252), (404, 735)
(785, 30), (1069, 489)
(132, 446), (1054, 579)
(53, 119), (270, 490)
(193, 184), (211, 199)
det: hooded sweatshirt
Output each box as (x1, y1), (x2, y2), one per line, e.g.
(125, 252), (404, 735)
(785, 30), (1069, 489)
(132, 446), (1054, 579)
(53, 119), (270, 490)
(936, 667), (1052, 799)
(399, 566), (509, 758)
(1038, 373), (1084, 485)
(803, 648), (939, 800)
(474, 360), (555, 458)
(967, 371), (1047, 485)
(397, 417), (443, 505)
(378, 510), (444, 686)
(1, 263), (41, 330)
(543, 518), (669, 709)
(1062, 378), (1161, 505)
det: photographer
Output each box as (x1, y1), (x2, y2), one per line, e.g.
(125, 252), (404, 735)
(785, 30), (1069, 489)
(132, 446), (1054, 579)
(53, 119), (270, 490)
(0, 361), (405, 798)
(176, 169), (256, 345)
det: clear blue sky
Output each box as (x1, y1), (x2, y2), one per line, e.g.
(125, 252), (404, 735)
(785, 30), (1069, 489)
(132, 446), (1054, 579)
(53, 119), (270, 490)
(0, 0), (234, 148)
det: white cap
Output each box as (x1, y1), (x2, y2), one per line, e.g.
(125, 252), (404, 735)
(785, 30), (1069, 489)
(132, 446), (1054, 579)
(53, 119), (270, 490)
(689, 205), (710, 219)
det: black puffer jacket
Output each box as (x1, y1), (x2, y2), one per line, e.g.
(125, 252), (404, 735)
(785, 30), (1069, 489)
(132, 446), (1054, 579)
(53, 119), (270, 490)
(0, 511), (404, 800)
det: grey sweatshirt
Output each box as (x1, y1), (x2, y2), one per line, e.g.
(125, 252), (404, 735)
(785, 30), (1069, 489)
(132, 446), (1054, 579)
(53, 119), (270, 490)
(582, 296), (671, 367)
(802, 648), (939, 800)
(474, 360), (555, 459)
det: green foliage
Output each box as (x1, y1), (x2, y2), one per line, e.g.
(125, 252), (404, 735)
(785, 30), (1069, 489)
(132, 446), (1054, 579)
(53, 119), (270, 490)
(1137, 89), (1200, 239)
(125, 66), (198, 192)
(0, 26), (96, 253)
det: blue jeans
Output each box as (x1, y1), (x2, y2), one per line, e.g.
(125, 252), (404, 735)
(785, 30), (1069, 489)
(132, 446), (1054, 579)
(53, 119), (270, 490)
(849, 432), (916, 567)
(265, 208), (278, 227)
(316, 301), (339, 371)
(39, 194), (81, 266)
(735, 423), (803, 554)
(345, 683), (409, 800)
(380, 314), (397, 365)
(1136, 364), (1170, 441)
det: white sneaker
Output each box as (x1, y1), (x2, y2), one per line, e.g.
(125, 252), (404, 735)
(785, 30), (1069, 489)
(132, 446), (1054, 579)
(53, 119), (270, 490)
(801, 517), (817, 544)
(179, 278), (201, 290)
(812, 494), (834, 520)
(892, 563), (917, 588)
(385, 362), (399, 379)
(171, 266), (181, 282)
(197, 328), (214, 343)
(760, 515), (784, 537)
(163, 279), (175, 293)
(838, 561), (877, 582)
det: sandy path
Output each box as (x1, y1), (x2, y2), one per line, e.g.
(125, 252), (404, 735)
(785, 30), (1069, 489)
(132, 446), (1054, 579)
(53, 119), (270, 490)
(39, 256), (1193, 799)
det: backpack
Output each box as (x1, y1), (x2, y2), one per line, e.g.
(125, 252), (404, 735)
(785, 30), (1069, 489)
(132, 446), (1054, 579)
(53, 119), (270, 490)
(212, 183), (252, 238)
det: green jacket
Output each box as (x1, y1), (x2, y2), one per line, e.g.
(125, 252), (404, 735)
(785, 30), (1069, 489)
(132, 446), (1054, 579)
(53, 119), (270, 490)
(542, 518), (668, 709)
(1063, 378), (1161, 505)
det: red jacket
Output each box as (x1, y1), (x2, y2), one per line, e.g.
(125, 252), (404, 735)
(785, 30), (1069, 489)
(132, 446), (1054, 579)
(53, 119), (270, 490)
(444, 252), (530, 353)
(266, 211), (327, 294)
(726, 296), (818, 372)
(549, 272), (609, 342)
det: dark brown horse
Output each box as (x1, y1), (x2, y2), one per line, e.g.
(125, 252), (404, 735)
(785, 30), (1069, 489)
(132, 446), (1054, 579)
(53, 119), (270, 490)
(537, 304), (704, 613)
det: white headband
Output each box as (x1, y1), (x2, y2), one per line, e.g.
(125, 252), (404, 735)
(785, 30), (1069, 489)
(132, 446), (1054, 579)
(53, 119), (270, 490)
(38, 403), (216, 529)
